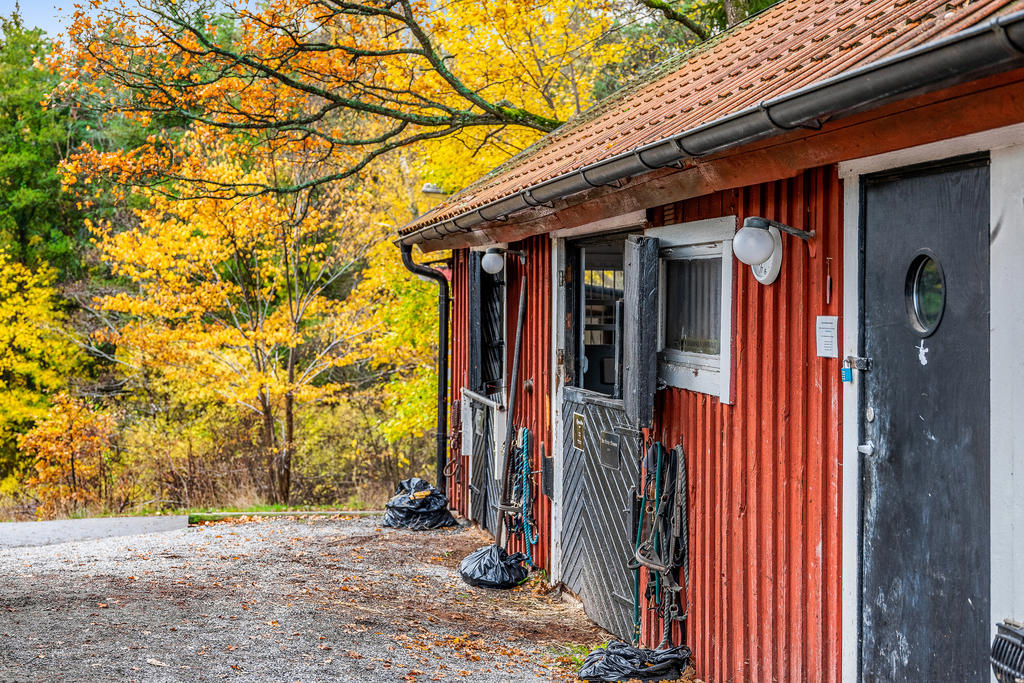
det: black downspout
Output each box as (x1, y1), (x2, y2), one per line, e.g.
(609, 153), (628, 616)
(399, 243), (450, 496)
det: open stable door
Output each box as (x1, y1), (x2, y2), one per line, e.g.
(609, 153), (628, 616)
(623, 235), (660, 429)
(558, 231), (658, 639)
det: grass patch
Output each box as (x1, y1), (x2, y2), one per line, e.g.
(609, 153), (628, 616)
(2, 502), (384, 524)
(549, 641), (605, 669)
(185, 506), (383, 525)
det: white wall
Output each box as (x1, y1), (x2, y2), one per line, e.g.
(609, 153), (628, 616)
(990, 143), (1024, 631)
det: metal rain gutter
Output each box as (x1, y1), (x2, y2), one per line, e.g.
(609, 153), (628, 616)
(398, 9), (1024, 247)
(399, 243), (451, 496)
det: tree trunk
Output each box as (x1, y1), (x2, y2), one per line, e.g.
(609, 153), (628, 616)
(281, 392), (293, 505)
(723, 0), (743, 26)
(281, 349), (296, 505)
(259, 390), (280, 504)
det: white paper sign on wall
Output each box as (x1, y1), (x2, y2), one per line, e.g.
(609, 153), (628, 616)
(816, 315), (839, 358)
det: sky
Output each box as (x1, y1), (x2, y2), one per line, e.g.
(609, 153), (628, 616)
(0, 0), (75, 37)
(0, 1), (72, 38)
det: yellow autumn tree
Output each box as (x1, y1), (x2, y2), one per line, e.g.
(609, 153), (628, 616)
(89, 138), (385, 503)
(0, 250), (79, 495)
(51, 0), (679, 503)
(344, 240), (438, 444)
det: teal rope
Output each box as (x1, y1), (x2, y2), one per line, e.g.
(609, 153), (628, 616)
(653, 443), (664, 606)
(632, 478), (647, 645)
(519, 428), (538, 566)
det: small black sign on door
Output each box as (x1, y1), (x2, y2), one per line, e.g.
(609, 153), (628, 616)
(572, 412), (585, 450)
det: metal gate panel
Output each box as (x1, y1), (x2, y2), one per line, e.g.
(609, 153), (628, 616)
(481, 275), (504, 392)
(561, 392), (638, 640)
(465, 398), (504, 535)
(485, 436), (501, 535)
(560, 396), (587, 596)
(469, 401), (491, 526)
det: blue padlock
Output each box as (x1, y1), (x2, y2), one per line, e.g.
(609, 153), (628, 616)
(841, 359), (853, 383)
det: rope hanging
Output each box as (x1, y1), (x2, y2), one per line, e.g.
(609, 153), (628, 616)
(629, 440), (690, 650)
(444, 399), (462, 478)
(508, 427), (539, 567)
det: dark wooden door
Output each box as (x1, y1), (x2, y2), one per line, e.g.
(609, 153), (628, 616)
(859, 156), (990, 682)
(558, 235), (643, 640)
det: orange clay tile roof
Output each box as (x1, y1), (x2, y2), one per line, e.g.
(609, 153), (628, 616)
(401, 0), (1024, 236)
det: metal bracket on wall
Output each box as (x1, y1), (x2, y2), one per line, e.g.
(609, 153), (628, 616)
(846, 355), (872, 371)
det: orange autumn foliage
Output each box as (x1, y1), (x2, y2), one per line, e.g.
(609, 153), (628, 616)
(53, 0), (625, 195)
(19, 394), (116, 520)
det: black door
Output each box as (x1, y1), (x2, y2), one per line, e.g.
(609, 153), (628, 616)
(467, 252), (505, 533)
(859, 156), (990, 682)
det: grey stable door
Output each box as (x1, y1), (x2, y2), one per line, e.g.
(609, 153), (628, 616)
(560, 391), (639, 640)
(558, 234), (655, 640)
(859, 156), (990, 682)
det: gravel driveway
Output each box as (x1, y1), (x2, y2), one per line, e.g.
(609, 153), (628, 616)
(0, 515), (606, 682)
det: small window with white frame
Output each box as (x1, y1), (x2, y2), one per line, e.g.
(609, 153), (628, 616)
(646, 216), (735, 403)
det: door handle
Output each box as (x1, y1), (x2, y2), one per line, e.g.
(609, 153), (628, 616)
(858, 441), (875, 456)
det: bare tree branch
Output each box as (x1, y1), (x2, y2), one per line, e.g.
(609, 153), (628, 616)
(633, 0), (708, 40)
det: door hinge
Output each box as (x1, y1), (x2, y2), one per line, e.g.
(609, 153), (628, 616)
(845, 355), (872, 371)
(558, 269), (566, 287)
(556, 349), (565, 366)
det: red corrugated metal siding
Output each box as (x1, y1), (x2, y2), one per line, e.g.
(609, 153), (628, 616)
(502, 236), (553, 572)
(640, 166), (844, 683)
(446, 238), (554, 572)
(448, 249), (471, 519)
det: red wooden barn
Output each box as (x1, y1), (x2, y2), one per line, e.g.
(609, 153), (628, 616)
(397, 0), (1024, 679)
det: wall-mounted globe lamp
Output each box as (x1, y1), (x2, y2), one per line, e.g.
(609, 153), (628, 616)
(733, 216), (815, 285)
(481, 247), (525, 275)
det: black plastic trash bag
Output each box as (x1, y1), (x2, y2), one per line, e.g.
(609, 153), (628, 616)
(458, 544), (529, 589)
(577, 641), (692, 682)
(381, 478), (457, 530)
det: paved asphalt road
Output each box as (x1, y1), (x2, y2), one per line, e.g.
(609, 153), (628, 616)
(0, 516), (188, 549)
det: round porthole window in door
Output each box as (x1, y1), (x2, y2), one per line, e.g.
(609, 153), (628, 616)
(905, 252), (945, 337)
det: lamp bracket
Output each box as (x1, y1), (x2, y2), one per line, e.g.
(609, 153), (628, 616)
(744, 216), (815, 241)
(486, 246), (527, 264)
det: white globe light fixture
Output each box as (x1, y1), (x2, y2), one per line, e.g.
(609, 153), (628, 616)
(733, 220), (776, 265)
(481, 248), (505, 275)
(734, 216), (816, 286)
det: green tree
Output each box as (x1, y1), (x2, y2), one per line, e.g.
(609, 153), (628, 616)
(593, 1), (781, 108)
(635, 0), (779, 37)
(0, 13), (88, 277)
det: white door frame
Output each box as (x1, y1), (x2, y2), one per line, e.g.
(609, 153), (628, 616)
(839, 121), (1024, 682)
(550, 235), (566, 583)
(549, 214), (648, 584)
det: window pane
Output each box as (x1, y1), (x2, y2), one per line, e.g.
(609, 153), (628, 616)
(581, 246), (624, 396)
(664, 258), (721, 355)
